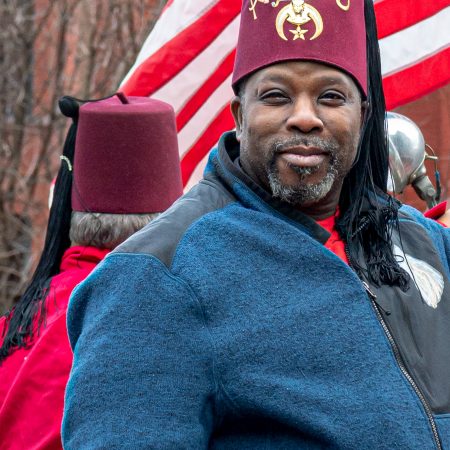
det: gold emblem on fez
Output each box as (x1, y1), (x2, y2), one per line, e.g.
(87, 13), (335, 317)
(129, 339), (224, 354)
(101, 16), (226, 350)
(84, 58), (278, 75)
(275, 0), (323, 41)
(249, 0), (323, 42)
(249, 0), (271, 21)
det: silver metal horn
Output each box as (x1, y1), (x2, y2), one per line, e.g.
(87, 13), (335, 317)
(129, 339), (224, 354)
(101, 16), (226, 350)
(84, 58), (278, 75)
(387, 111), (439, 209)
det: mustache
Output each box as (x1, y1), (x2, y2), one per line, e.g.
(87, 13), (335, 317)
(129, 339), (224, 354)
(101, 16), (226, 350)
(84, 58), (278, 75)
(274, 136), (339, 154)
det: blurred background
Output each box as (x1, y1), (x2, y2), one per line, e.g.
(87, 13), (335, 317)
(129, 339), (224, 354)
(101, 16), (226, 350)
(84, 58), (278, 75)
(0, 0), (166, 312)
(0, 0), (449, 313)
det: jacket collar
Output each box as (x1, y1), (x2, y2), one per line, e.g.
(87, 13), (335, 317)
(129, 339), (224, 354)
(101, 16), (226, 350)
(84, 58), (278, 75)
(60, 246), (110, 273)
(210, 131), (331, 244)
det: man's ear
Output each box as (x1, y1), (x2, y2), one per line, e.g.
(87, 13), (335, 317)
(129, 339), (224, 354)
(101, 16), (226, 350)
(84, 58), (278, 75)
(231, 96), (243, 142)
(360, 100), (369, 130)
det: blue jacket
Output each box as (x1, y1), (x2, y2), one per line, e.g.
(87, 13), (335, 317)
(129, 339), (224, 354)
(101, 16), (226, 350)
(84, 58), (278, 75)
(63, 132), (450, 449)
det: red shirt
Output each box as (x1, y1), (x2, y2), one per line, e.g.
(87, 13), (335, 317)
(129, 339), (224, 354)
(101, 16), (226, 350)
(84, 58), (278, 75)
(0, 246), (108, 450)
(317, 203), (448, 265)
(317, 214), (349, 264)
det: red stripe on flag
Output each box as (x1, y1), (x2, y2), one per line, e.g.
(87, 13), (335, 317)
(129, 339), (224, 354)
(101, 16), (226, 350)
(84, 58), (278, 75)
(375, 0), (450, 39)
(122, 1), (241, 97)
(383, 45), (450, 110)
(181, 105), (235, 185)
(176, 49), (236, 132)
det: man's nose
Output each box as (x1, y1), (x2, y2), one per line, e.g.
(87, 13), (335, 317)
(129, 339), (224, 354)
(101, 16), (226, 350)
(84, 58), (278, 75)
(286, 98), (323, 133)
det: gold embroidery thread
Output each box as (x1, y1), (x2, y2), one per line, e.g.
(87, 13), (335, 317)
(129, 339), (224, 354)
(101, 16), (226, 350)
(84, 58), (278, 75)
(336, 0), (350, 11)
(249, 0), (270, 20)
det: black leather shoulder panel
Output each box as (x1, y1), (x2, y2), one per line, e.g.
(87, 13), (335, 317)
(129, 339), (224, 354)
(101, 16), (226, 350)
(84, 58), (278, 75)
(114, 176), (236, 267)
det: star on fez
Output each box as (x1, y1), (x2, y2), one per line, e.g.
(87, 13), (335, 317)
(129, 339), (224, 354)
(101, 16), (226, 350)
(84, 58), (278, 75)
(290, 25), (308, 40)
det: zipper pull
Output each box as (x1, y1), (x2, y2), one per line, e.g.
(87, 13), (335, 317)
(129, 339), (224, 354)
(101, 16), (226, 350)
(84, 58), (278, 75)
(363, 281), (392, 316)
(362, 281), (377, 300)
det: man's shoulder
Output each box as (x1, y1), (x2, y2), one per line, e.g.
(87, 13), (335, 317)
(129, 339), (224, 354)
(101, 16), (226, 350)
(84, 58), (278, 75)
(398, 204), (450, 240)
(114, 176), (236, 267)
(399, 204), (450, 270)
(400, 204), (446, 230)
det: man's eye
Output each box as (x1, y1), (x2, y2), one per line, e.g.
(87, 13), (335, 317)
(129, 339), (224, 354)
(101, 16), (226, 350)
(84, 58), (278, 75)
(321, 91), (346, 102)
(260, 91), (288, 102)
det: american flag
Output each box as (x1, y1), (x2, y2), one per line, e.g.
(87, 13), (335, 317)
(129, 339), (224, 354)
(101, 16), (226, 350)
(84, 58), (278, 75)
(120, 0), (450, 189)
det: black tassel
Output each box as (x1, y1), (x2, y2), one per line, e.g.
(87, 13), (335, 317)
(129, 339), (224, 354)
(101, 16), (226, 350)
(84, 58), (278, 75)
(0, 98), (79, 363)
(336, 0), (410, 293)
(354, 197), (410, 291)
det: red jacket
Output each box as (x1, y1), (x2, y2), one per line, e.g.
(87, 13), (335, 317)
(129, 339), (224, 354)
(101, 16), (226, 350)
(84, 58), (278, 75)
(0, 246), (108, 450)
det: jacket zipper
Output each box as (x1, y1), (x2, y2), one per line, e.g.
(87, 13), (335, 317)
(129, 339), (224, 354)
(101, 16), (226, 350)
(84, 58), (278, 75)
(344, 248), (442, 449)
(361, 280), (442, 450)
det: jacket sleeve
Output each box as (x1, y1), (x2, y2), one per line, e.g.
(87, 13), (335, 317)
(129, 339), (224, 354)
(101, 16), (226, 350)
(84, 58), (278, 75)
(62, 253), (216, 449)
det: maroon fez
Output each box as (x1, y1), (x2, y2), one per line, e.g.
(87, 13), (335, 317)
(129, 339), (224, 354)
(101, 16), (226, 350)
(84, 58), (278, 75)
(233, 0), (367, 95)
(72, 94), (183, 214)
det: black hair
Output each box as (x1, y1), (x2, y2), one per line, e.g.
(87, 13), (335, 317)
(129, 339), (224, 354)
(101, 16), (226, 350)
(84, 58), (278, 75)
(335, 0), (410, 289)
(0, 97), (80, 364)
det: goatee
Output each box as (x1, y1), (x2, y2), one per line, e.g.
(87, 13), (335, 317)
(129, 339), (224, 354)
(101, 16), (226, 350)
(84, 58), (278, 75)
(267, 136), (341, 206)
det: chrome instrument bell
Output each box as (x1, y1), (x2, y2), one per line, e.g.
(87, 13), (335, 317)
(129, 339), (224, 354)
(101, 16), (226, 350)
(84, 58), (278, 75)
(387, 111), (440, 209)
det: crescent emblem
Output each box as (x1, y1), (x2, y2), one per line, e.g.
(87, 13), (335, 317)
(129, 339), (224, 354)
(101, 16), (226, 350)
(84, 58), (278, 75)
(336, 0), (350, 11)
(275, 5), (291, 41)
(303, 4), (323, 40)
(275, 2), (323, 42)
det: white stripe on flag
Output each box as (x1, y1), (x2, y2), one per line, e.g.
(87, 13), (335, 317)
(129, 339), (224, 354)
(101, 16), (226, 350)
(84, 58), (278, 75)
(185, 152), (212, 191)
(121, 0), (219, 86)
(152, 15), (240, 112)
(178, 74), (234, 156)
(380, 6), (450, 76)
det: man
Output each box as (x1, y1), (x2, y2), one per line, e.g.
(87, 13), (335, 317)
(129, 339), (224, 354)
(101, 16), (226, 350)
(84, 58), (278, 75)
(0, 93), (182, 449)
(63, 1), (450, 448)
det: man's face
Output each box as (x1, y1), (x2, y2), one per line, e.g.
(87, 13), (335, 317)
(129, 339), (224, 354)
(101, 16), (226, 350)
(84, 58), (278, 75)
(231, 61), (366, 212)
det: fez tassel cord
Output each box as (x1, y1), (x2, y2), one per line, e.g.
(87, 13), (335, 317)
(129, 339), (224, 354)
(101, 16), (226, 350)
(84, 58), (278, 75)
(60, 156), (73, 172)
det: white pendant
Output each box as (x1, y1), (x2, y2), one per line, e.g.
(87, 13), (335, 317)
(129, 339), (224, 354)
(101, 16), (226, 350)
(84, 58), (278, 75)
(394, 245), (444, 309)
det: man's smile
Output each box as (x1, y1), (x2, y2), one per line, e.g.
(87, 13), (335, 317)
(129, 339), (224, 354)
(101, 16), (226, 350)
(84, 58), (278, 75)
(277, 146), (328, 168)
